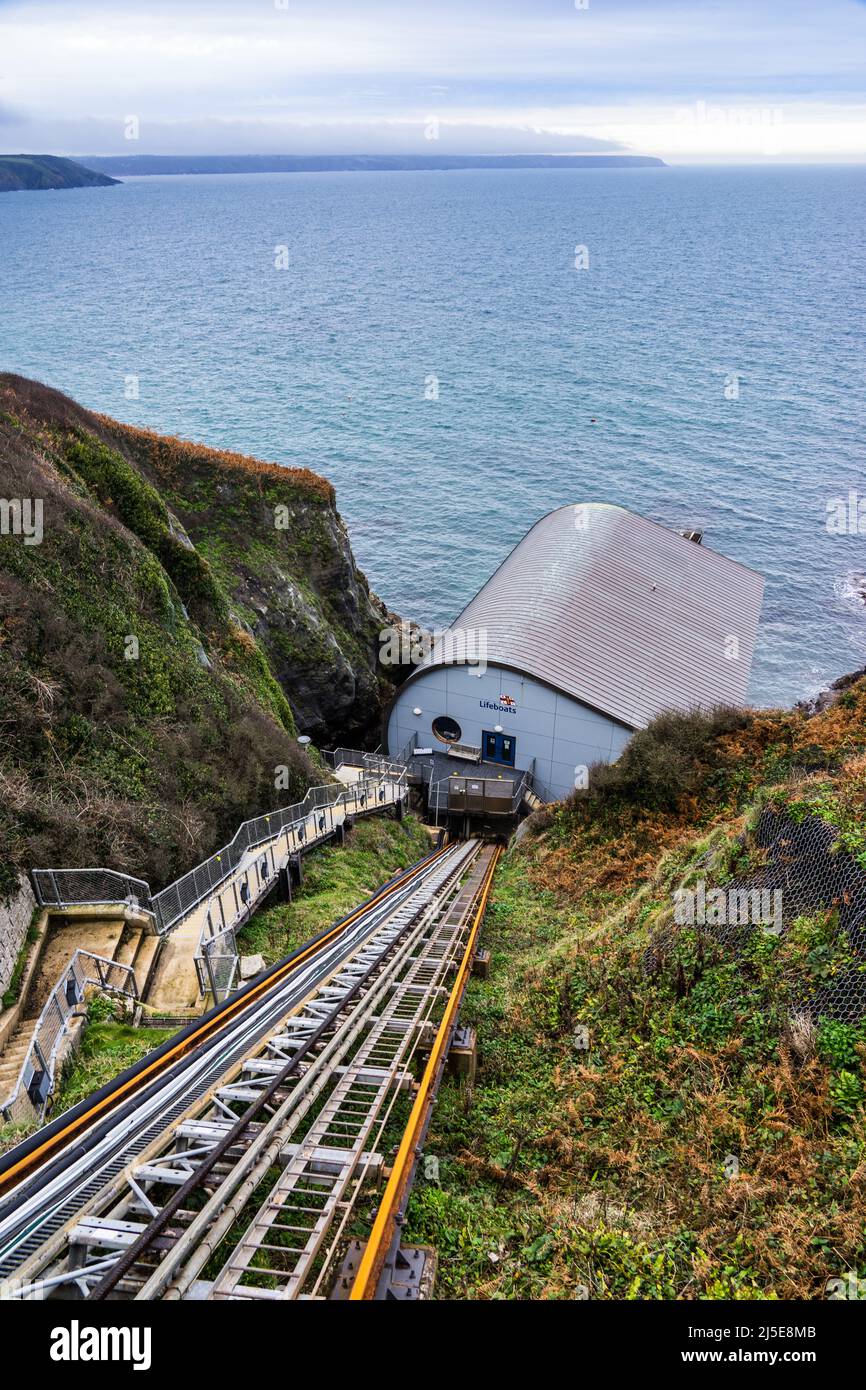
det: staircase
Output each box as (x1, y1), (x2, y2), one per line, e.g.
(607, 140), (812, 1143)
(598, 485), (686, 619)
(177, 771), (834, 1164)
(0, 1019), (39, 1102)
(114, 924), (163, 998)
(0, 920), (162, 1119)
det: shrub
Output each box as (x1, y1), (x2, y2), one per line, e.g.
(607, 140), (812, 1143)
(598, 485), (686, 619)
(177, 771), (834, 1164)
(572, 705), (752, 813)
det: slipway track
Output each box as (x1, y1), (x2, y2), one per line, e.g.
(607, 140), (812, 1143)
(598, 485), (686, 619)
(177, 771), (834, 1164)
(0, 838), (499, 1300)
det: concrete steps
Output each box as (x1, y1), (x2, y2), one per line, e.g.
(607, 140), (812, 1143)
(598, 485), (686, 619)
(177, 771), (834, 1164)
(110, 925), (163, 999)
(114, 925), (144, 970)
(0, 1017), (39, 1094)
(0, 917), (162, 1103)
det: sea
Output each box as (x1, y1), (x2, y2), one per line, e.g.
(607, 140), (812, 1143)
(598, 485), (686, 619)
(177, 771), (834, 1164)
(2, 164), (864, 708)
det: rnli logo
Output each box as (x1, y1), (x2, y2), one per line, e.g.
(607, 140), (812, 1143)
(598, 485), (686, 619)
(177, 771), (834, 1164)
(499, 693), (516, 708)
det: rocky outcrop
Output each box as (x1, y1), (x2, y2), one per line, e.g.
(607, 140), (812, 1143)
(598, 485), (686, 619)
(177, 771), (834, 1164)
(797, 665), (866, 716)
(98, 414), (401, 745)
(0, 374), (403, 889)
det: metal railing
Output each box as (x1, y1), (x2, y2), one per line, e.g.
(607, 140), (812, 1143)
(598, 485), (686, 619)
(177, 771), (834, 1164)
(30, 869), (154, 921)
(1, 951), (139, 1125)
(194, 769), (408, 1002)
(31, 758), (408, 939)
(394, 731), (418, 766)
(428, 758), (536, 819)
(323, 747), (407, 778)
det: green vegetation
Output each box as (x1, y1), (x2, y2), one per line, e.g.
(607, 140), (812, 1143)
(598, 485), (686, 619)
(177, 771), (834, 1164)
(574, 705), (751, 813)
(0, 155), (118, 193)
(0, 861), (22, 907)
(101, 410), (398, 747)
(238, 814), (433, 964)
(0, 373), (396, 889)
(60, 431), (295, 733)
(49, 996), (174, 1113)
(406, 677), (866, 1300)
(1, 917), (40, 1011)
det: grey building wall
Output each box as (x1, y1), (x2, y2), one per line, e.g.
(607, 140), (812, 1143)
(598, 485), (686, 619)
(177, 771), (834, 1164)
(387, 663), (632, 802)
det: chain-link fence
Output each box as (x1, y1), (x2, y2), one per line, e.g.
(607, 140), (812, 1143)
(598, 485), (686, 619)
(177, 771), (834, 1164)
(31, 869), (153, 919)
(195, 923), (239, 1002)
(648, 806), (866, 1025)
(151, 782), (349, 932)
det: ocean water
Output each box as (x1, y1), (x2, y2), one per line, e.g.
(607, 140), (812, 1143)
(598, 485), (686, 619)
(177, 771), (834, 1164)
(2, 165), (865, 708)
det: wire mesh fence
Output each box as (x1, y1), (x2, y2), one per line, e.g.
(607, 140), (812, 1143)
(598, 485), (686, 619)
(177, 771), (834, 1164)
(647, 806), (866, 1025)
(31, 869), (153, 918)
(196, 925), (240, 1002)
(151, 782), (346, 932)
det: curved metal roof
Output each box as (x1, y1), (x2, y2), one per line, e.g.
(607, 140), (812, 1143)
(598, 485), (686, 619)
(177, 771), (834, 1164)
(420, 503), (764, 730)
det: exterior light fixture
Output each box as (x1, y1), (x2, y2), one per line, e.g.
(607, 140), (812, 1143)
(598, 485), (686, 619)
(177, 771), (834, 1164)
(413, 707), (422, 716)
(298, 735), (311, 746)
(494, 724), (503, 733)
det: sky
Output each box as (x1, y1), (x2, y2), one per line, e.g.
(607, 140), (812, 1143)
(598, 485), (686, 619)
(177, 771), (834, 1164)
(1, 0), (865, 163)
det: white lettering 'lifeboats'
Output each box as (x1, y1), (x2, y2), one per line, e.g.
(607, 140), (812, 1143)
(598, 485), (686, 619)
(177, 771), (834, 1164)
(480, 699), (517, 715)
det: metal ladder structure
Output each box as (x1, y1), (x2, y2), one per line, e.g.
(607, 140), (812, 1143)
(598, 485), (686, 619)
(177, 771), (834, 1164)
(210, 854), (488, 1300)
(0, 839), (496, 1303)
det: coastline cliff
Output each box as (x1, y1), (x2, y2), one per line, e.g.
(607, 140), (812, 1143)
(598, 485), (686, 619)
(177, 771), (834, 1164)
(0, 375), (399, 892)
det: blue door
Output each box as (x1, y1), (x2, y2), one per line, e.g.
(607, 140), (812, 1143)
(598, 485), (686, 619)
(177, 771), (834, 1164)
(483, 730), (516, 767)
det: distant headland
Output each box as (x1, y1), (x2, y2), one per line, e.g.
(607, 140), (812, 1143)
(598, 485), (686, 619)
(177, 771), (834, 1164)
(80, 153), (666, 177)
(0, 155), (119, 192)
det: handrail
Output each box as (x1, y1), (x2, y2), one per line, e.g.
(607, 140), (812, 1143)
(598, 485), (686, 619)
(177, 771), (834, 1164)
(31, 755), (408, 938)
(1, 950), (139, 1124)
(394, 730), (418, 767)
(194, 768), (408, 1001)
(324, 747), (407, 778)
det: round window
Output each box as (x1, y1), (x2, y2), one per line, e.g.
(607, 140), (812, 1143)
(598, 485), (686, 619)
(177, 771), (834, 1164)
(432, 715), (462, 744)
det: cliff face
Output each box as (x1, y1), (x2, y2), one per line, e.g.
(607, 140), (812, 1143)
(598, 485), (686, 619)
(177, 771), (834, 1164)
(0, 375), (398, 890)
(100, 415), (397, 744)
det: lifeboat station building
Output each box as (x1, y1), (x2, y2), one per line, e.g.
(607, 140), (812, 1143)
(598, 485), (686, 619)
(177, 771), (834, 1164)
(385, 503), (764, 812)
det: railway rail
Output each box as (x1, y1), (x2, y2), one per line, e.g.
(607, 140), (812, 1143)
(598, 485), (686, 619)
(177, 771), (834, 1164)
(0, 837), (500, 1301)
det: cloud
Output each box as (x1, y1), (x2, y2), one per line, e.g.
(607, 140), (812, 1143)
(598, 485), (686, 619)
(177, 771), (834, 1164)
(1, 0), (865, 161)
(0, 114), (627, 158)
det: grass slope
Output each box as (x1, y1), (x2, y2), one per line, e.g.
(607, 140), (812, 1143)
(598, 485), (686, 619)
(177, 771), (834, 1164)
(406, 682), (866, 1300)
(0, 377), (315, 894)
(0, 374), (396, 894)
(237, 813), (433, 964)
